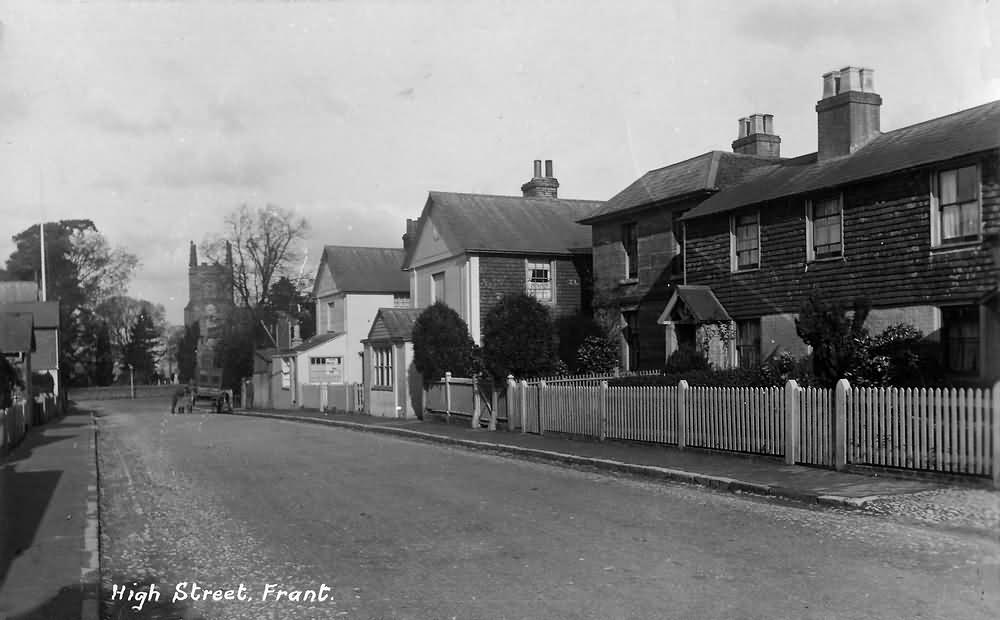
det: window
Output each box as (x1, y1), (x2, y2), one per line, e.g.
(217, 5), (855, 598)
(280, 358), (291, 390)
(373, 346), (394, 388)
(526, 260), (553, 302)
(622, 223), (638, 280)
(326, 301), (335, 332)
(736, 319), (761, 369)
(942, 306), (979, 374)
(808, 195), (843, 260)
(431, 272), (445, 303)
(393, 294), (410, 309)
(622, 310), (639, 371)
(933, 165), (980, 245)
(671, 211), (684, 277)
(732, 212), (760, 271)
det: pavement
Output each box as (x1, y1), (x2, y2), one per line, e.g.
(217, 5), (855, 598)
(0, 406), (100, 620)
(233, 407), (962, 509)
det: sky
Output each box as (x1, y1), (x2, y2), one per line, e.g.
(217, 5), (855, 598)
(1, 0), (998, 325)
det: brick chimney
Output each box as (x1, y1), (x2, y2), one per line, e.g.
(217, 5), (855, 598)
(189, 241), (197, 268)
(520, 159), (559, 198)
(731, 113), (781, 158)
(401, 218), (418, 255)
(816, 66), (881, 160)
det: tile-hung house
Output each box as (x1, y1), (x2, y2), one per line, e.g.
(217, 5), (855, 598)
(580, 140), (781, 370)
(402, 160), (602, 345)
(362, 307), (423, 418)
(0, 301), (60, 398)
(309, 245), (410, 387)
(678, 67), (999, 382)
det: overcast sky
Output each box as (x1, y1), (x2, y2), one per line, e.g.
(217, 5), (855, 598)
(1, 0), (998, 324)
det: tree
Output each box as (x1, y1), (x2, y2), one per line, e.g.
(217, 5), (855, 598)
(575, 335), (620, 374)
(795, 295), (871, 387)
(94, 323), (115, 386)
(481, 293), (559, 381)
(203, 204), (309, 314)
(95, 296), (167, 370)
(412, 302), (477, 385)
(216, 321), (256, 392)
(122, 311), (159, 383)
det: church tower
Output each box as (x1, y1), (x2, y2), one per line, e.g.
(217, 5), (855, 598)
(184, 241), (235, 386)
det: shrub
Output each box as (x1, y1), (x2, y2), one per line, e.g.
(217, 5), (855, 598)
(795, 294), (871, 387)
(664, 346), (710, 374)
(412, 302), (477, 385)
(855, 323), (942, 387)
(481, 293), (559, 381)
(556, 314), (604, 372)
(574, 335), (619, 374)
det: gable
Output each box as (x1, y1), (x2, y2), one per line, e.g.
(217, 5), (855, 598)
(409, 213), (458, 269)
(313, 256), (338, 298)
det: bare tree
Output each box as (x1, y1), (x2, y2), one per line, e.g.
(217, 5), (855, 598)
(67, 226), (140, 309)
(203, 204), (309, 312)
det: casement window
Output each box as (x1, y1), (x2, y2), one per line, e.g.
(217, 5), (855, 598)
(731, 211), (760, 271)
(326, 301), (336, 332)
(525, 260), (554, 302)
(372, 346), (394, 388)
(941, 306), (979, 374)
(736, 319), (762, 369)
(393, 294), (410, 308)
(431, 272), (445, 303)
(671, 210), (684, 277)
(806, 195), (843, 260)
(931, 164), (981, 246)
(622, 222), (638, 280)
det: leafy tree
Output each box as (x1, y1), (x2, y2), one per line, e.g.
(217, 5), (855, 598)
(575, 335), (620, 374)
(216, 321), (256, 392)
(480, 293), (559, 381)
(795, 295), (871, 387)
(95, 296), (167, 370)
(176, 322), (200, 383)
(261, 276), (316, 342)
(556, 314), (603, 372)
(122, 311), (159, 383)
(412, 302), (477, 385)
(0, 355), (24, 408)
(94, 323), (115, 386)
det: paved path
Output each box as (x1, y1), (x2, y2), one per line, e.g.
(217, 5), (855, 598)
(95, 399), (999, 620)
(0, 408), (99, 620)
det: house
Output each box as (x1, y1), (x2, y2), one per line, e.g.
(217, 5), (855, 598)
(362, 307), (423, 418)
(1, 311), (35, 422)
(580, 149), (780, 370)
(589, 65), (1000, 382)
(401, 160), (603, 345)
(0, 301), (61, 397)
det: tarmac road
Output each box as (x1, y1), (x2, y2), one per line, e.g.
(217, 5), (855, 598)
(95, 398), (1000, 620)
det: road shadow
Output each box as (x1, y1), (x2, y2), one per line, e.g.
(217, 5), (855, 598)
(5, 576), (200, 620)
(0, 468), (62, 592)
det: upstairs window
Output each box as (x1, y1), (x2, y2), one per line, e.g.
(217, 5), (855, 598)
(393, 294), (410, 309)
(731, 212), (760, 271)
(526, 260), (553, 302)
(671, 210), (685, 277)
(807, 195), (843, 260)
(622, 222), (638, 280)
(431, 272), (445, 303)
(942, 306), (979, 374)
(932, 164), (981, 246)
(326, 301), (336, 332)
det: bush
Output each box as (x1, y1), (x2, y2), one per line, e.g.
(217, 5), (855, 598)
(664, 346), (710, 374)
(610, 367), (773, 387)
(574, 335), (619, 374)
(854, 323), (943, 387)
(795, 294), (871, 387)
(556, 314), (604, 372)
(481, 293), (559, 381)
(412, 302), (477, 385)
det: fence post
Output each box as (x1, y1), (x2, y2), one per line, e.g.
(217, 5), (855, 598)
(599, 380), (608, 441)
(472, 375), (481, 428)
(520, 380), (528, 434)
(993, 381), (1000, 489)
(785, 379), (800, 465)
(506, 375), (515, 432)
(677, 379), (689, 449)
(834, 379), (849, 471)
(445, 372), (452, 424)
(538, 380), (547, 435)
(490, 381), (499, 431)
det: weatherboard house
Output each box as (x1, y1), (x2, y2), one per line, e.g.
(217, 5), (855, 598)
(585, 66), (999, 382)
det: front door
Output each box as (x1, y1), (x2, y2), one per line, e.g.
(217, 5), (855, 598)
(675, 323), (696, 351)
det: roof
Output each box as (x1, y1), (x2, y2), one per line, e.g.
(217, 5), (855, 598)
(684, 99), (1000, 220)
(277, 331), (343, 356)
(580, 151), (779, 223)
(658, 286), (732, 323)
(0, 301), (59, 328)
(0, 312), (35, 353)
(367, 307), (423, 341)
(320, 246), (409, 294)
(0, 281), (39, 303)
(403, 192), (602, 269)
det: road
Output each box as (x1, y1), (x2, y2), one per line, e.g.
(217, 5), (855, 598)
(92, 398), (1000, 620)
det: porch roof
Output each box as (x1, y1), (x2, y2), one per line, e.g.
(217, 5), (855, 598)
(658, 286), (732, 324)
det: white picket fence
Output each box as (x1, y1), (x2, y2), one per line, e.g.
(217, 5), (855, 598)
(498, 377), (1000, 485)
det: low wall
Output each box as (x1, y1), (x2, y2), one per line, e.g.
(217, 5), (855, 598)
(70, 384), (179, 401)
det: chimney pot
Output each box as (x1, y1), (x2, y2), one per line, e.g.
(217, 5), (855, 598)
(533, 160), (542, 178)
(822, 71), (837, 98)
(816, 66), (882, 160)
(860, 67), (875, 92)
(763, 114), (774, 134)
(731, 113), (781, 158)
(544, 160), (553, 177)
(737, 117), (748, 139)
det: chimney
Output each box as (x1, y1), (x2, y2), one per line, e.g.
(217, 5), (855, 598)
(402, 218), (418, 255)
(816, 66), (881, 160)
(189, 241), (197, 269)
(731, 113), (781, 158)
(291, 322), (302, 347)
(521, 159), (559, 198)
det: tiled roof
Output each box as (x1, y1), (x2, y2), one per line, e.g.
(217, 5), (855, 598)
(667, 286), (732, 323)
(285, 331), (342, 354)
(580, 151), (778, 223)
(0, 282), (39, 303)
(321, 246), (409, 294)
(684, 99), (1000, 220)
(403, 192), (601, 268)
(0, 302), (59, 328)
(369, 307), (422, 341)
(0, 312), (35, 353)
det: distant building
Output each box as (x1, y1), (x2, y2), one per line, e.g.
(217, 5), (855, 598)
(184, 241), (235, 387)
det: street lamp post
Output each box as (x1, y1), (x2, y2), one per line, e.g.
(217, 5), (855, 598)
(128, 364), (135, 399)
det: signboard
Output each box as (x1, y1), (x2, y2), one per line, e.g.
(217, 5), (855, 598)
(309, 356), (342, 384)
(280, 358), (291, 389)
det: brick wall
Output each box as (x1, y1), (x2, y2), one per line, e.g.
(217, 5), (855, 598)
(685, 151), (1000, 318)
